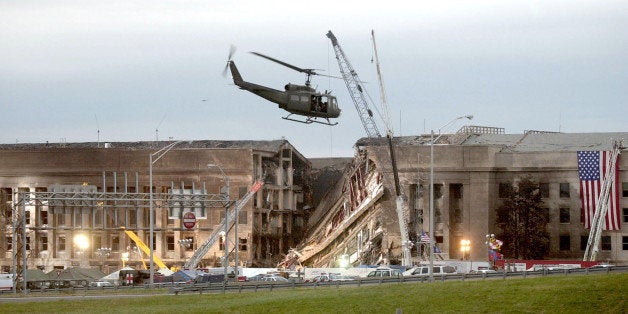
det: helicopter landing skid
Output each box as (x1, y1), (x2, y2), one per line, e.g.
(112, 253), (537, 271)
(282, 114), (338, 126)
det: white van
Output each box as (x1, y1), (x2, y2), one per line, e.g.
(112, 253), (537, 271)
(403, 265), (457, 276)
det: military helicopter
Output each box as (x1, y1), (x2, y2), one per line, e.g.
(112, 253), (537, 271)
(223, 46), (341, 125)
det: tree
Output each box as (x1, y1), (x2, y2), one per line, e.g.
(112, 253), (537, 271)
(496, 176), (549, 260)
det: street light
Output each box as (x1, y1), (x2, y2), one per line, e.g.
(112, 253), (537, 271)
(208, 163), (231, 282)
(429, 115), (473, 282)
(149, 140), (183, 288)
(95, 247), (112, 272)
(121, 252), (129, 268)
(460, 239), (471, 259)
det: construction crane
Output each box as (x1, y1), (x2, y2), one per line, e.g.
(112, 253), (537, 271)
(326, 31), (381, 138)
(583, 140), (623, 261)
(183, 180), (264, 269)
(122, 229), (169, 270)
(327, 30), (412, 267)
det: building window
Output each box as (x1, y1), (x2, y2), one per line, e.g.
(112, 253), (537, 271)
(559, 208), (570, 223)
(42, 236), (48, 251)
(25, 210), (31, 224)
(111, 236), (119, 251)
(41, 210), (48, 225)
(239, 210), (247, 224)
(623, 208), (628, 223)
(498, 182), (511, 198)
(623, 182), (628, 197)
(6, 236), (11, 251)
(623, 236), (628, 250)
(580, 236), (588, 251)
(601, 236), (611, 251)
(559, 183), (570, 198)
(167, 235), (175, 251)
(559, 235), (570, 251)
(57, 214), (66, 226)
(26, 236), (30, 251)
(239, 238), (248, 251)
(539, 183), (550, 198)
(59, 236), (66, 251)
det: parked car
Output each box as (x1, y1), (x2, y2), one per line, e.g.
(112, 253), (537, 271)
(403, 265), (457, 276)
(366, 268), (402, 278)
(89, 281), (114, 287)
(247, 274), (268, 282)
(260, 275), (289, 283)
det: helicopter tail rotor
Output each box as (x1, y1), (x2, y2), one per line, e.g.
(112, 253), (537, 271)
(222, 45), (237, 77)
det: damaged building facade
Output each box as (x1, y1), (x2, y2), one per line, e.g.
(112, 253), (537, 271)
(0, 140), (311, 273)
(299, 129), (628, 267)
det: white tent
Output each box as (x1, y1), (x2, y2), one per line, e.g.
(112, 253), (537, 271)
(100, 267), (135, 285)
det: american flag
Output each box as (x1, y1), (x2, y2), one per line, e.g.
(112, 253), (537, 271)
(420, 232), (430, 243)
(577, 151), (621, 230)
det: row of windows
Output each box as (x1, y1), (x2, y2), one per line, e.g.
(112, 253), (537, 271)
(6, 234), (251, 253)
(556, 235), (628, 252)
(499, 182), (628, 199)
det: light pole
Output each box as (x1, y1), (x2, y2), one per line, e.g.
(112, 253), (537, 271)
(73, 234), (89, 267)
(95, 247), (112, 272)
(121, 252), (129, 268)
(149, 140), (183, 288)
(208, 164), (230, 281)
(429, 115), (473, 282)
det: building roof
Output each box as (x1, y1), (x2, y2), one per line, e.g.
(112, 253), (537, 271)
(0, 140), (290, 153)
(356, 132), (627, 152)
(462, 132), (627, 152)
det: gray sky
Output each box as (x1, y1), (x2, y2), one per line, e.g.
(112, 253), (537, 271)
(2, 0), (626, 157)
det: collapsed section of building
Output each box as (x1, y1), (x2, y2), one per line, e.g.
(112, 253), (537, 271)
(293, 128), (628, 268)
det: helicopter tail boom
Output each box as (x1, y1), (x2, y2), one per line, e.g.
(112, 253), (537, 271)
(229, 61), (244, 85)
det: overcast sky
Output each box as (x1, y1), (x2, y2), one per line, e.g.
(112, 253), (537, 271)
(2, 1), (626, 157)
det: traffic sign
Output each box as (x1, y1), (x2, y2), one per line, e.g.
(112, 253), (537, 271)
(183, 212), (196, 229)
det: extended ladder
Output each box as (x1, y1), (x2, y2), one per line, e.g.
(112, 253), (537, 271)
(583, 140), (622, 261)
(184, 180), (263, 269)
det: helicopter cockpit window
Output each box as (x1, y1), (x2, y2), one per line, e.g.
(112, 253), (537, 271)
(319, 96), (329, 112)
(290, 95), (299, 102)
(300, 96), (309, 103)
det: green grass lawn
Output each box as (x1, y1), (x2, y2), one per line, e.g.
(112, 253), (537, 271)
(1, 273), (626, 313)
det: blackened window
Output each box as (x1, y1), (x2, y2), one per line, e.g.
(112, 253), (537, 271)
(239, 238), (248, 251)
(559, 235), (570, 251)
(59, 236), (66, 251)
(623, 208), (628, 223)
(623, 182), (628, 197)
(623, 236), (628, 250)
(559, 208), (570, 223)
(167, 235), (175, 251)
(601, 236), (611, 251)
(42, 236), (48, 251)
(580, 236), (588, 251)
(559, 183), (570, 198)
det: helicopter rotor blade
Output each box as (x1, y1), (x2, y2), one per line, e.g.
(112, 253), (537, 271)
(249, 51), (317, 76)
(222, 45), (237, 77)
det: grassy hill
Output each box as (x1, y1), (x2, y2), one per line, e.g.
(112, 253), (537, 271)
(1, 273), (626, 313)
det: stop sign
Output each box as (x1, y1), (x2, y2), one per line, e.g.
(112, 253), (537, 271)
(183, 212), (196, 229)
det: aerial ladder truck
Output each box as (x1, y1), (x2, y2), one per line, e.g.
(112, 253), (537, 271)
(327, 30), (412, 267)
(183, 180), (264, 270)
(583, 140), (623, 261)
